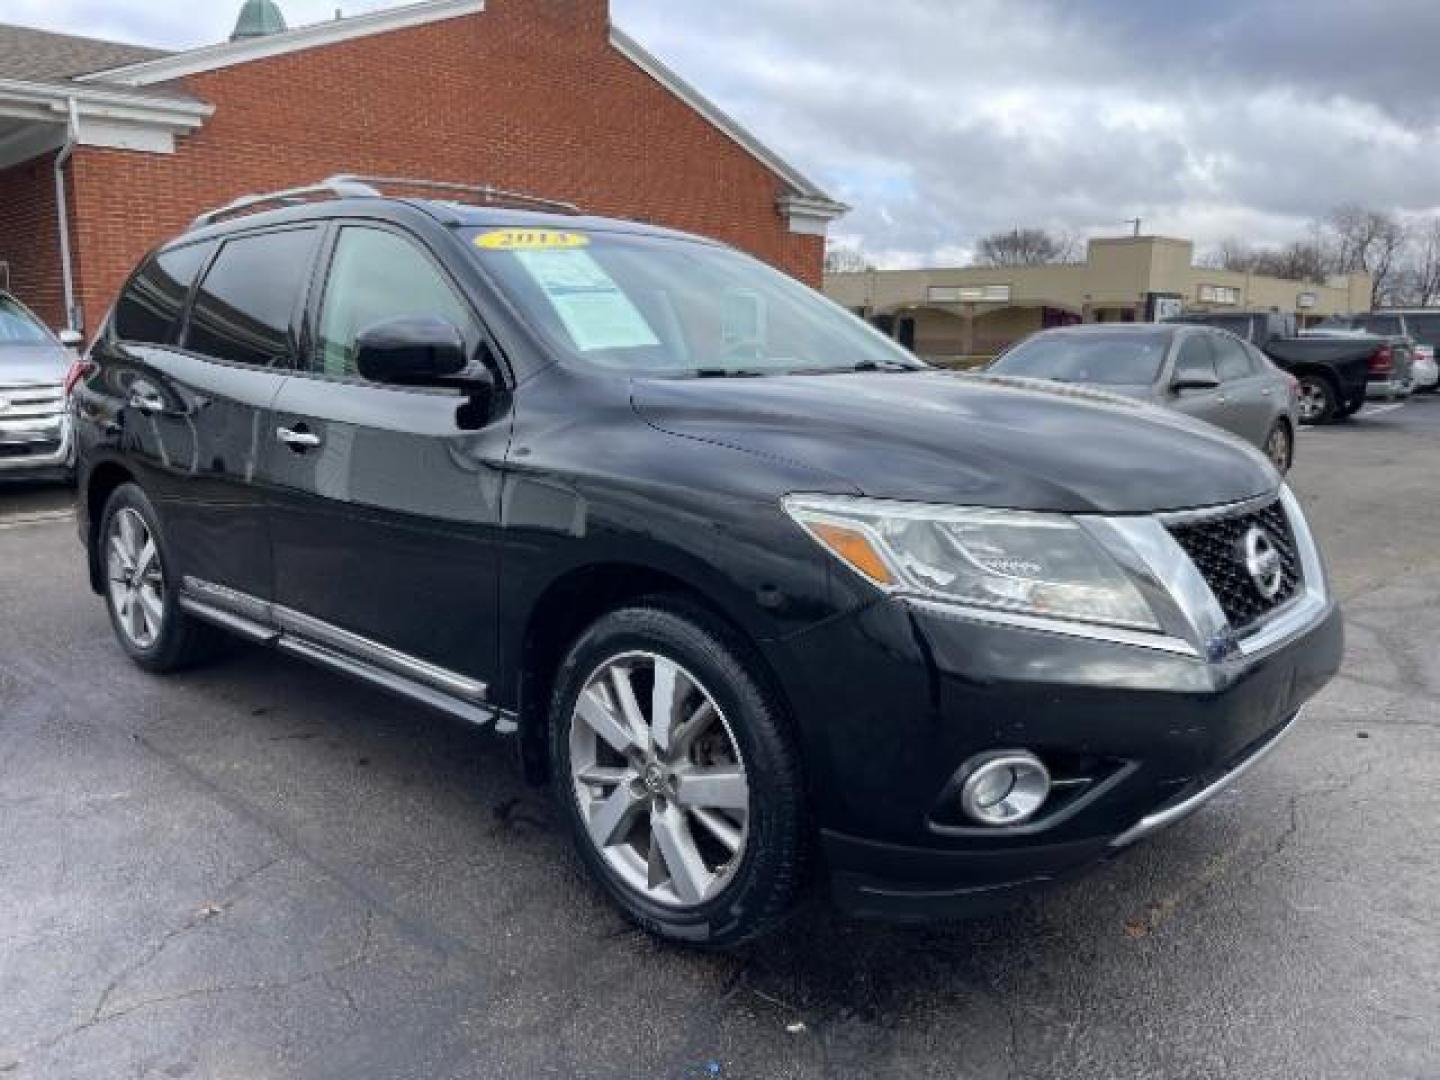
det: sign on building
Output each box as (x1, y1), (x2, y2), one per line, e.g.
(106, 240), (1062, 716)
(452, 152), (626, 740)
(927, 284), (1012, 303)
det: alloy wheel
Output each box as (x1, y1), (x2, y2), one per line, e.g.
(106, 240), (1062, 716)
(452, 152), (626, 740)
(1298, 383), (1327, 423)
(568, 651), (750, 908)
(106, 508), (165, 649)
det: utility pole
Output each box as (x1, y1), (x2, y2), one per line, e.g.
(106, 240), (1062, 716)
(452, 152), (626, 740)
(1125, 217), (1142, 237)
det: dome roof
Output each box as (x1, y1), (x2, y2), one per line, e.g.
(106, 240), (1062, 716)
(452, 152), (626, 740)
(230, 0), (289, 42)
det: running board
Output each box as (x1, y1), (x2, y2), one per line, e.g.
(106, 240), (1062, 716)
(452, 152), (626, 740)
(178, 585), (499, 731)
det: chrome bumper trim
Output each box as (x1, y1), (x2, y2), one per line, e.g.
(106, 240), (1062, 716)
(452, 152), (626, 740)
(1110, 708), (1303, 849)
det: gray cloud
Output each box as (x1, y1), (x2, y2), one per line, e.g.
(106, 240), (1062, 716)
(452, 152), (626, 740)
(13, 0), (1439, 267)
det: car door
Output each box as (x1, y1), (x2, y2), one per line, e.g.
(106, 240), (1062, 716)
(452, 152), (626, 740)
(1209, 330), (1275, 446)
(108, 227), (320, 605)
(1166, 330), (1229, 430)
(260, 222), (510, 700)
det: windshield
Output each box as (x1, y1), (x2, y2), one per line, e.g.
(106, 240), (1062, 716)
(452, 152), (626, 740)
(466, 227), (924, 376)
(0, 296), (56, 348)
(990, 331), (1170, 386)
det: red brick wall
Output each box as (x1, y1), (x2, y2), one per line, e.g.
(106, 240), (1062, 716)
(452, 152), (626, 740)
(0, 154), (72, 330)
(64, 0), (824, 332)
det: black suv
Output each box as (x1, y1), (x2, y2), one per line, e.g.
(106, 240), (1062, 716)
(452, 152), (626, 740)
(73, 177), (1343, 947)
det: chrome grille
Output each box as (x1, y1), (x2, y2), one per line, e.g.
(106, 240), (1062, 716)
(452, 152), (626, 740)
(0, 384), (66, 439)
(1167, 500), (1301, 631)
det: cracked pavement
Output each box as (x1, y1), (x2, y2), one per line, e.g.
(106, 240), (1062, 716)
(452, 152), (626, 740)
(2, 401), (1438, 1079)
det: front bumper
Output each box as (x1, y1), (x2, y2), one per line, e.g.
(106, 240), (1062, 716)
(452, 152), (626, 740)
(769, 491), (1343, 923)
(0, 414), (72, 480)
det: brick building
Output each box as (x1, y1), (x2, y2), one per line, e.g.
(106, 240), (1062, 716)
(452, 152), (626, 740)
(0, 0), (845, 337)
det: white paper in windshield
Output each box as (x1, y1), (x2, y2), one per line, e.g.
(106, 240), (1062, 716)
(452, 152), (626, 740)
(513, 249), (660, 352)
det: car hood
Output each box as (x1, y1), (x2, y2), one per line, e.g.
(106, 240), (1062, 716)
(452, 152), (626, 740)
(0, 345), (71, 387)
(631, 370), (1275, 514)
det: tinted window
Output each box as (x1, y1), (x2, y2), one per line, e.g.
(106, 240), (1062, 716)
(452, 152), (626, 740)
(315, 227), (478, 378)
(1212, 333), (1255, 381)
(989, 331), (1169, 385)
(1363, 315), (1402, 336)
(0, 294), (53, 347)
(1174, 334), (1218, 383)
(114, 243), (214, 345)
(186, 229), (319, 366)
(1403, 313), (1440, 345)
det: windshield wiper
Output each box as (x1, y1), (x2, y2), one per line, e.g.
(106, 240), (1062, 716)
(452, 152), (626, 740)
(692, 368), (768, 378)
(849, 359), (921, 373)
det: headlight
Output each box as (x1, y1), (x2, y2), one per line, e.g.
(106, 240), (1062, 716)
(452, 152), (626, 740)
(783, 494), (1159, 632)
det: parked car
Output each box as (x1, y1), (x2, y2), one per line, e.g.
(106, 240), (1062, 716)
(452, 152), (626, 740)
(988, 324), (1300, 471)
(1321, 310), (1440, 394)
(71, 177), (1343, 947)
(1303, 325), (1435, 396)
(1167, 310), (1413, 422)
(0, 290), (81, 483)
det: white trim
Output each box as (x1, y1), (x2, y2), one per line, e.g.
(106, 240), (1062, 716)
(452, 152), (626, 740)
(78, 0), (486, 86)
(609, 27), (847, 224)
(779, 194), (848, 236)
(0, 79), (210, 167)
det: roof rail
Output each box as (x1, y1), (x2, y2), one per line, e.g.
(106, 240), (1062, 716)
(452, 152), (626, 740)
(189, 177), (381, 230)
(327, 175), (582, 215)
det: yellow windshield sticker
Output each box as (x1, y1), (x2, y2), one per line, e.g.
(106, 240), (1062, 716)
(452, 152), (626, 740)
(474, 228), (589, 251)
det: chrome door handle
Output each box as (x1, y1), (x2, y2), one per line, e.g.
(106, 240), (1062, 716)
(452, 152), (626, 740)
(129, 390), (164, 414)
(1261, 388), (1272, 396)
(276, 426), (322, 450)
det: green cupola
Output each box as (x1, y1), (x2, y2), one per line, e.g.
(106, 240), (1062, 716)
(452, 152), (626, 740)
(230, 0), (289, 41)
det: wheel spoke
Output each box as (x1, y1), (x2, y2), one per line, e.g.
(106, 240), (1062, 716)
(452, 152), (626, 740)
(689, 807), (744, 855)
(588, 783), (646, 848)
(108, 536), (134, 576)
(576, 687), (640, 755)
(137, 588), (164, 637)
(651, 802), (714, 904)
(673, 767), (748, 811)
(670, 700), (717, 756)
(133, 537), (158, 580)
(118, 511), (141, 562)
(649, 657), (685, 753)
(127, 590), (148, 642)
(608, 665), (650, 750)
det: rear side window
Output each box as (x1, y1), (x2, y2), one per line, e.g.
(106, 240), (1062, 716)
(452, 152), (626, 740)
(1363, 315), (1402, 336)
(1212, 333), (1255, 381)
(114, 243), (213, 345)
(186, 228), (319, 367)
(1174, 334), (1218, 383)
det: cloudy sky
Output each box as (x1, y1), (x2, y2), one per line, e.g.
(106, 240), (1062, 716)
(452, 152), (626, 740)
(14, 0), (1440, 267)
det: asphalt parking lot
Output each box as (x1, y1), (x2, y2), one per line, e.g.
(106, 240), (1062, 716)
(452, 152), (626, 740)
(2, 402), (1438, 1080)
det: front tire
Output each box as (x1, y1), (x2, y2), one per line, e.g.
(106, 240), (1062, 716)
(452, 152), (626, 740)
(549, 602), (807, 948)
(1264, 421), (1293, 473)
(99, 482), (221, 673)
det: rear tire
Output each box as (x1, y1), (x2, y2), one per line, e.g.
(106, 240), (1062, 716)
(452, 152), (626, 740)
(99, 483), (222, 673)
(1296, 375), (1338, 425)
(549, 601), (808, 949)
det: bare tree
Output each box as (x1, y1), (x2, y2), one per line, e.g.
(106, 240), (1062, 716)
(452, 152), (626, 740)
(823, 245), (874, 274)
(1328, 204), (1407, 306)
(1401, 217), (1440, 306)
(1201, 237), (1258, 272)
(972, 227), (1077, 267)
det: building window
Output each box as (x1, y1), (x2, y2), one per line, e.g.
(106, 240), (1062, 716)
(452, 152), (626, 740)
(1198, 284), (1241, 306)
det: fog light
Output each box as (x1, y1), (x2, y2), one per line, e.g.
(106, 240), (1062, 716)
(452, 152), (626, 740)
(959, 752), (1051, 826)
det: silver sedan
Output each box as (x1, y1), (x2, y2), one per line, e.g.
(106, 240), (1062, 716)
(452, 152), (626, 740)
(988, 323), (1300, 472)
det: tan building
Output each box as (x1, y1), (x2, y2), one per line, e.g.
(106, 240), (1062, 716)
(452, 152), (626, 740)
(824, 235), (1372, 363)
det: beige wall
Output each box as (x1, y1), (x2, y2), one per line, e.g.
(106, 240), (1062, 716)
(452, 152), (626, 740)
(826, 235), (1372, 358)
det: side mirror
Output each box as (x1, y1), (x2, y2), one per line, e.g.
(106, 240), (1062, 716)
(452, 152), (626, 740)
(1171, 374), (1221, 393)
(58, 329), (84, 348)
(354, 316), (496, 429)
(355, 316), (469, 385)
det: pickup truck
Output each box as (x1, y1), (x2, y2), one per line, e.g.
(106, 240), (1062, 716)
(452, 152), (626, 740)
(1165, 311), (1412, 423)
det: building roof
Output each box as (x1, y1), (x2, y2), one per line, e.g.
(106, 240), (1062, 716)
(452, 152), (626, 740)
(231, 0), (290, 42)
(0, 24), (169, 83)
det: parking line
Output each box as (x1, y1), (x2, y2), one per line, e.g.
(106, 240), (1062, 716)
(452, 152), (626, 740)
(1363, 403), (1406, 417)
